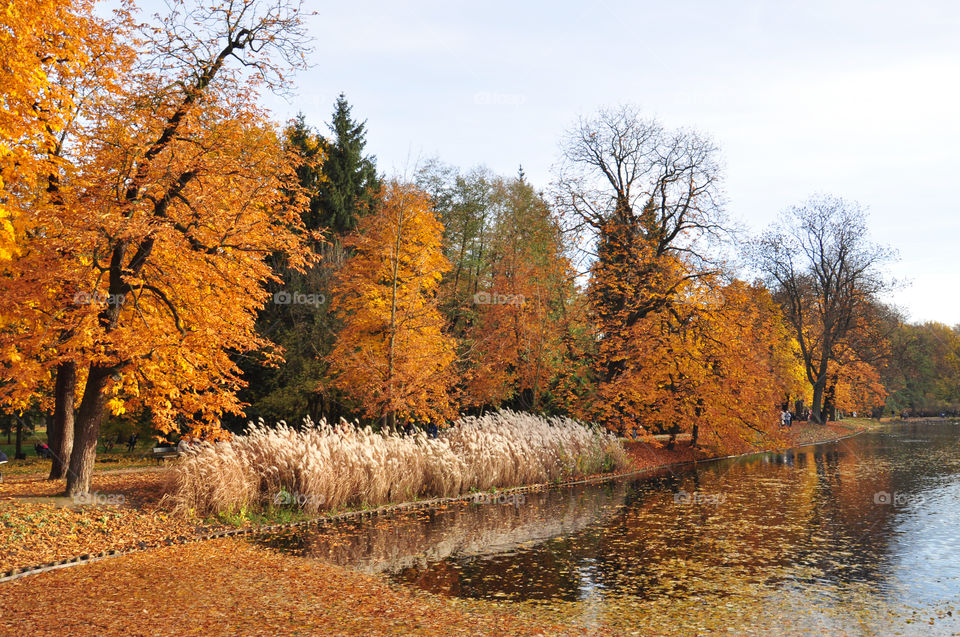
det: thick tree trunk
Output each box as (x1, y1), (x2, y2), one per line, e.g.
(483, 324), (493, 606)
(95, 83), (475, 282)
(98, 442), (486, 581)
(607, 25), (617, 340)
(823, 375), (838, 422)
(48, 361), (77, 480)
(65, 366), (111, 497)
(811, 381), (826, 425)
(14, 416), (25, 459)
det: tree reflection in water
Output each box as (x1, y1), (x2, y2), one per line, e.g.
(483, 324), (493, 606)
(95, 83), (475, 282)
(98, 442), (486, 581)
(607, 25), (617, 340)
(256, 421), (960, 634)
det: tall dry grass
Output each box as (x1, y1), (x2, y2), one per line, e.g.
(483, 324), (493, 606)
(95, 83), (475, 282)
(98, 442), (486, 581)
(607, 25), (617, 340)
(169, 409), (628, 516)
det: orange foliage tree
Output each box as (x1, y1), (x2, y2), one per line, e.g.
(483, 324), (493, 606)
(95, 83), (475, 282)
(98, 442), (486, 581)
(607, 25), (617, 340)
(556, 107), (728, 434)
(464, 177), (575, 411)
(585, 278), (802, 452)
(328, 182), (457, 429)
(0, 0), (106, 261)
(557, 107), (809, 449)
(679, 280), (803, 451)
(0, 0), (316, 495)
(0, 0), (133, 478)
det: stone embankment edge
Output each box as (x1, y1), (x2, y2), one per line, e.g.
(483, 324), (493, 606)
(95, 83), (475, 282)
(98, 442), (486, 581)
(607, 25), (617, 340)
(0, 427), (866, 584)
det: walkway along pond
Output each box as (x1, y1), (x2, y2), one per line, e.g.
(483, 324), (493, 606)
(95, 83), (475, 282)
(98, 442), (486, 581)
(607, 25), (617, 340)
(256, 420), (960, 635)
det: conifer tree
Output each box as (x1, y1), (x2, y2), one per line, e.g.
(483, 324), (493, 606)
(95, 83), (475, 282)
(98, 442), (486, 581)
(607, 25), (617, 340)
(316, 94), (380, 236)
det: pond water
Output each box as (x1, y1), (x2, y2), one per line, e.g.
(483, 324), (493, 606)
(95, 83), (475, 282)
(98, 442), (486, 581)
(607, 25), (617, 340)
(258, 422), (960, 635)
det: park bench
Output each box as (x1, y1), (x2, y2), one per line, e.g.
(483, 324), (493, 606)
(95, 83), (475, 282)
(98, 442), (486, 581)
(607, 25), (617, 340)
(151, 446), (180, 464)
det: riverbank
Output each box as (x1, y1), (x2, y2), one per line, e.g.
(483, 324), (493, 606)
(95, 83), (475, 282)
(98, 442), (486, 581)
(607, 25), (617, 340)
(0, 418), (865, 577)
(0, 537), (588, 636)
(0, 417), (882, 636)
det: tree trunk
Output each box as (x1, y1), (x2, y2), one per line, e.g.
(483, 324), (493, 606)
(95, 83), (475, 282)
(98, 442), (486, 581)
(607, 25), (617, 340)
(822, 375), (838, 422)
(14, 416), (25, 459)
(811, 380), (826, 425)
(666, 432), (676, 451)
(65, 366), (111, 496)
(48, 361), (77, 480)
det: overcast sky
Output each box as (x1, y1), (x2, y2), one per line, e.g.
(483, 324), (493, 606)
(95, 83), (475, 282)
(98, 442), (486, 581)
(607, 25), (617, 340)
(161, 0), (960, 324)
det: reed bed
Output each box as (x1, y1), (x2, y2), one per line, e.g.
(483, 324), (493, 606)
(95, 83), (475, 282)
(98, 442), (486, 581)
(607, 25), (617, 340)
(169, 410), (628, 516)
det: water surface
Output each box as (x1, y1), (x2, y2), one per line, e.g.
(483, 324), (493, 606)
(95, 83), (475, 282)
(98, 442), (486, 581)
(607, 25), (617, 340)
(258, 422), (960, 635)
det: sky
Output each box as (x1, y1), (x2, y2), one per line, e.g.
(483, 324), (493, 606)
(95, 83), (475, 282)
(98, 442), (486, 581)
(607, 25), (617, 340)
(143, 0), (960, 325)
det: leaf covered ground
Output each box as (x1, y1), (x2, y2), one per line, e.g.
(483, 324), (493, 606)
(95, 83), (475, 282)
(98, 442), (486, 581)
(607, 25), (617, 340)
(0, 471), (224, 573)
(0, 538), (586, 636)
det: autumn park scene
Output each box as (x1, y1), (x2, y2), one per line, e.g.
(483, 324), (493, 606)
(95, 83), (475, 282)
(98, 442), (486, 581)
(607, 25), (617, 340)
(2, 1), (960, 635)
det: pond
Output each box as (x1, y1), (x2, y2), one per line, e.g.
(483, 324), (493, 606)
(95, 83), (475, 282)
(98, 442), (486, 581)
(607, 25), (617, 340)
(258, 421), (960, 635)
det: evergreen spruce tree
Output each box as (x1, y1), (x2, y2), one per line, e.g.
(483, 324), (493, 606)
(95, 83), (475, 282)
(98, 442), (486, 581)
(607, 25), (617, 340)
(316, 93), (380, 236)
(233, 96), (380, 427)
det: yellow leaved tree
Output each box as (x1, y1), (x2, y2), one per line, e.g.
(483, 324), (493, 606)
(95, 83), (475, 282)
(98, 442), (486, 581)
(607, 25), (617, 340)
(329, 181), (457, 429)
(0, 0), (317, 496)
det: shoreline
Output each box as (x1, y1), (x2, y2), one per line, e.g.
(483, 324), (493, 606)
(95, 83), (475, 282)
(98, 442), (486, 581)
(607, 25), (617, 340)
(0, 419), (870, 583)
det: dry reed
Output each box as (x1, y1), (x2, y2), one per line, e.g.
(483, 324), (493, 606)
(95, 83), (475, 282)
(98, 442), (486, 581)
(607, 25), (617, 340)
(169, 410), (628, 516)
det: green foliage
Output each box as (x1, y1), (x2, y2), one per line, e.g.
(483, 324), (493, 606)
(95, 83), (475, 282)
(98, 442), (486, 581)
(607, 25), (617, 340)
(236, 96), (380, 427)
(882, 321), (960, 414)
(415, 160), (495, 339)
(315, 94), (381, 236)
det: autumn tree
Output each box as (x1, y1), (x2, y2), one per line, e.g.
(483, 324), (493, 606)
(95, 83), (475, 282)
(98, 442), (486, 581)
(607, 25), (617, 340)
(328, 181), (456, 429)
(677, 280), (803, 451)
(555, 105), (727, 430)
(1, 0), (316, 496)
(464, 175), (576, 412)
(0, 0), (132, 479)
(817, 299), (894, 419)
(0, 0), (103, 261)
(751, 195), (894, 424)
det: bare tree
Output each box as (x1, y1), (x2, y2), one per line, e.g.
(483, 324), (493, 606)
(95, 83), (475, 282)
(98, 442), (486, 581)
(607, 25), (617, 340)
(751, 195), (894, 424)
(554, 105), (727, 382)
(555, 104), (726, 272)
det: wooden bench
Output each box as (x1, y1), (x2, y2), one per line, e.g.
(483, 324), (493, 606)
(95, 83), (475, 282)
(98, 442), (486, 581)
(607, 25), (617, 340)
(151, 447), (180, 464)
